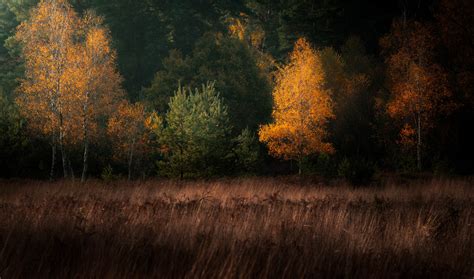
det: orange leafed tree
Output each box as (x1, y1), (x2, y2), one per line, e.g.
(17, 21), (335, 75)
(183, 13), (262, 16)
(76, 11), (124, 182)
(107, 101), (155, 180)
(259, 38), (334, 175)
(381, 20), (454, 170)
(16, 0), (124, 181)
(15, 0), (80, 179)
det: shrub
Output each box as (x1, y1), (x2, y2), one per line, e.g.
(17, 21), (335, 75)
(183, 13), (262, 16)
(101, 165), (120, 182)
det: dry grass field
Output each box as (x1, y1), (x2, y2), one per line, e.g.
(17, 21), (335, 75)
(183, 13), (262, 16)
(0, 177), (472, 278)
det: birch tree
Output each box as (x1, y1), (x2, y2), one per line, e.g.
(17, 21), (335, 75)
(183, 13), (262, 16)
(381, 20), (454, 170)
(15, 0), (79, 179)
(258, 38), (334, 175)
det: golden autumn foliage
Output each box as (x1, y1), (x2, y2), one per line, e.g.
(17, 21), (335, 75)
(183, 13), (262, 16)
(77, 12), (124, 182)
(259, 38), (334, 173)
(227, 14), (265, 50)
(15, 0), (124, 180)
(15, 0), (80, 178)
(66, 18), (123, 143)
(79, 12), (124, 128)
(15, 0), (76, 136)
(107, 101), (155, 180)
(381, 20), (454, 169)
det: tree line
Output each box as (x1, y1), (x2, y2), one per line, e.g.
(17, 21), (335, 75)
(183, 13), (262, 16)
(0, 0), (472, 181)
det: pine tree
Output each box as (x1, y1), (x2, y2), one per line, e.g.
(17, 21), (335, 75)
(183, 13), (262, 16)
(159, 81), (231, 178)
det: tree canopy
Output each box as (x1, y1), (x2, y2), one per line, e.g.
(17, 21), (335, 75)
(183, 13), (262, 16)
(0, 0), (472, 179)
(143, 33), (272, 133)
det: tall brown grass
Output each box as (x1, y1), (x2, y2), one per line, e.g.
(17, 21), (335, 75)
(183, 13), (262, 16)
(0, 177), (472, 278)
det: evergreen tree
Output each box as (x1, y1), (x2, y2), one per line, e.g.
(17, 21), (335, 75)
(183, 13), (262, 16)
(158, 82), (231, 178)
(0, 0), (35, 96)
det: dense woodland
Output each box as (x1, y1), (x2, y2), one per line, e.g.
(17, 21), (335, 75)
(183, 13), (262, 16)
(0, 0), (473, 181)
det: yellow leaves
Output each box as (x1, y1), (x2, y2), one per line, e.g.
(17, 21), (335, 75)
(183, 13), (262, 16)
(227, 15), (265, 50)
(15, 0), (79, 136)
(108, 101), (140, 149)
(108, 101), (153, 161)
(259, 122), (334, 161)
(145, 111), (161, 131)
(86, 28), (111, 59)
(228, 18), (246, 41)
(15, 0), (124, 147)
(259, 38), (334, 162)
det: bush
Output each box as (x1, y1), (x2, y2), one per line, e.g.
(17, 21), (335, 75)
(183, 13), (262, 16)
(101, 165), (120, 183)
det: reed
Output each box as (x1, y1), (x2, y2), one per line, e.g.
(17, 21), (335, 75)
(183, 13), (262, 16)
(0, 177), (472, 278)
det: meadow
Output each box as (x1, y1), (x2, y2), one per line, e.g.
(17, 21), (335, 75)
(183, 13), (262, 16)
(0, 177), (472, 278)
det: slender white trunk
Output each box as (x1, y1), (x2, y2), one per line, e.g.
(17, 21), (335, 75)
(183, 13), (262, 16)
(50, 142), (56, 181)
(81, 91), (90, 183)
(59, 113), (68, 178)
(81, 141), (89, 183)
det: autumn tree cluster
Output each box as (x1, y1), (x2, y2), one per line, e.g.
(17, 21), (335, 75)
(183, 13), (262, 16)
(11, 0), (154, 181)
(0, 0), (472, 180)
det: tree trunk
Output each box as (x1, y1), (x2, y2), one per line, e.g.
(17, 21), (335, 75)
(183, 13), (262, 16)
(81, 140), (88, 183)
(60, 141), (68, 179)
(179, 145), (184, 180)
(59, 112), (68, 179)
(50, 143), (56, 181)
(128, 139), (135, 181)
(417, 113), (422, 171)
(81, 94), (89, 183)
(298, 157), (304, 186)
(59, 133), (68, 178)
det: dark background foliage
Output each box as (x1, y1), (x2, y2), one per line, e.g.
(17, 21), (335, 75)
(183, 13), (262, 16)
(0, 0), (472, 180)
